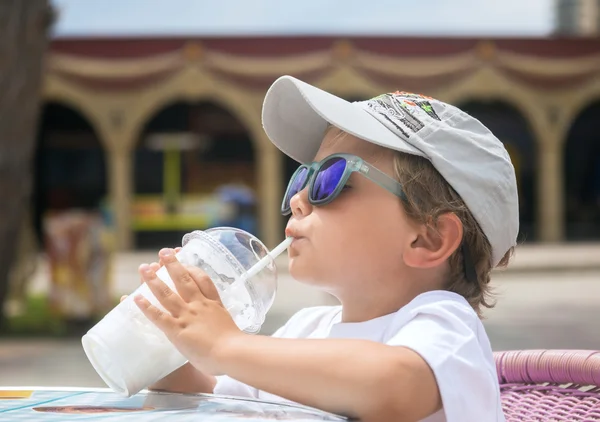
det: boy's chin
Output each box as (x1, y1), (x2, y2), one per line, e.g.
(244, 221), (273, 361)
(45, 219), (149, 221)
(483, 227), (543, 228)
(288, 258), (322, 287)
(288, 257), (307, 280)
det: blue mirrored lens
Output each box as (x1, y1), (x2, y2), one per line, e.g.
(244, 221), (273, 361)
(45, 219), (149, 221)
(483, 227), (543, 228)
(284, 167), (308, 209)
(312, 158), (346, 202)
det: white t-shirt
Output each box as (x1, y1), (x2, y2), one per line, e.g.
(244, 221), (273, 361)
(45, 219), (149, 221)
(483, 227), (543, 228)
(214, 290), (505, 422)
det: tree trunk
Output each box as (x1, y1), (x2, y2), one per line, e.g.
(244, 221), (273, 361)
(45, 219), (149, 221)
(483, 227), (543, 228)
(0, 0), (53, 328)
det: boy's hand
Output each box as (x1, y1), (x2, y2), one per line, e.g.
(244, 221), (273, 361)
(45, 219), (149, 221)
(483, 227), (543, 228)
(119, 247), (181, 303)
(134, 248), (245, 376)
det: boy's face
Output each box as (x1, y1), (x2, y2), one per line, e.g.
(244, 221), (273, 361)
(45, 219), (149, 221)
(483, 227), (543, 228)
(285, 128), (419, 296)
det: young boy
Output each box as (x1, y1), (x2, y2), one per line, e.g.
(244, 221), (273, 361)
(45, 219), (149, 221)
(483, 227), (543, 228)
(133, 75), (517, 421)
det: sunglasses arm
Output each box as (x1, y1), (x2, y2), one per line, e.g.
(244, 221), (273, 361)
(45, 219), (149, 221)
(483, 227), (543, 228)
(360, 163), (408, 202)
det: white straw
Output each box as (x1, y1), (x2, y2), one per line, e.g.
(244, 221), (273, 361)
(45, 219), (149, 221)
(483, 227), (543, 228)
(238, 237), (293, 282)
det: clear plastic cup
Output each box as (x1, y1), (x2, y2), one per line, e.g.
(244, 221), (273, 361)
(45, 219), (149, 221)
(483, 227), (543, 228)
(82, 227), (279, 397)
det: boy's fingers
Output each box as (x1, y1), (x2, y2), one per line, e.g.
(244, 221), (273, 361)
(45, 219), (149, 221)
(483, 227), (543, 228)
(187, 267), (221, 302)
(159, 247), (181, 266)
(134, 295), (175, 333)
(138, 263), (150, 285)
(144, 271), (185, 316)
(120, 295), (127, 303)
(160, 248), (204, 302)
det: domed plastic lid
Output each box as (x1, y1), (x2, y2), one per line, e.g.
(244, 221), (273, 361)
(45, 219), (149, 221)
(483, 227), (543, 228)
(182, 227), (278, 333)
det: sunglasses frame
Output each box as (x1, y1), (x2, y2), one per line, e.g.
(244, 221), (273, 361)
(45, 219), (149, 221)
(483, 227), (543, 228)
(281, 153), (407, 216)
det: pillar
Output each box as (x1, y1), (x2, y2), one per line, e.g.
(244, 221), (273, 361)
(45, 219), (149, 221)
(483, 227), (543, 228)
(107, 138), (134, 250)
(536, 133), (565, 242)
(256, 139), (284, 249)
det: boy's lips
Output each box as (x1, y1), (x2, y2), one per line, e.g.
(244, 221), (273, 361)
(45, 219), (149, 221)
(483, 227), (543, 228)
(285, 227), (304, 239)
(286, 226), (308, 254)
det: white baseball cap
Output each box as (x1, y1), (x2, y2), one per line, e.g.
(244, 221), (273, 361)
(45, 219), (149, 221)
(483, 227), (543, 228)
(262, 75), (519, 267)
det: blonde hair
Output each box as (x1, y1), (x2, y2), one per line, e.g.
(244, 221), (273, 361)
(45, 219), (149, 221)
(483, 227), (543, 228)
(392, 152), (513, 317)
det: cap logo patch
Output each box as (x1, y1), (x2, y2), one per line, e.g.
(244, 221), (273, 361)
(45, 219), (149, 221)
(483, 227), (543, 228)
(358, 91), (441, 139)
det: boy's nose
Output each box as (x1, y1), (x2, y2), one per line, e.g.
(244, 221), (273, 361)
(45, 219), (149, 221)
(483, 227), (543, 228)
(290, 187), (313, 218)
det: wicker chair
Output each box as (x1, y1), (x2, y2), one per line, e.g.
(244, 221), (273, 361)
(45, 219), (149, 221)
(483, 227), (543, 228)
(495, 350), (600, 421)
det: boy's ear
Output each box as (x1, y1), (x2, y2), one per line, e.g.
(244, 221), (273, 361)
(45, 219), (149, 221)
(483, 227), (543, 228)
(403, 213), (463, 269)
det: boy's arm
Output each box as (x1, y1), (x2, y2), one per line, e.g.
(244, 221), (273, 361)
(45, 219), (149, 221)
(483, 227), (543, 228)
(134, 255), (441, 420)
(213, 335), (441, 422)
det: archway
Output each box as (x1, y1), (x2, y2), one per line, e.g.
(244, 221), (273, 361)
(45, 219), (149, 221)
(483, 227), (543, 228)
(457, 100), (537, 242)
(564, 101), (600, 240)
(29, 103), (109, 330)
(134, 101), (256, 249)
(33, 103), (108, 245)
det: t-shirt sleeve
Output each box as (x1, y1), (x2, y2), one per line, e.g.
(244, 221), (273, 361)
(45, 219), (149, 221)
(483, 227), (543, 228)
(386, 301), (502, 422)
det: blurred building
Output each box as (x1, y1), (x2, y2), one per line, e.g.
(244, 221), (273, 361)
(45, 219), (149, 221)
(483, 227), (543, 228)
(36, 37), (600, 251)
(555, 0), (600, 35)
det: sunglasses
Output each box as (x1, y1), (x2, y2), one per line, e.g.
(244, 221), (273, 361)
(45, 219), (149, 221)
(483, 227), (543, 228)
(281, 153), (407, 215)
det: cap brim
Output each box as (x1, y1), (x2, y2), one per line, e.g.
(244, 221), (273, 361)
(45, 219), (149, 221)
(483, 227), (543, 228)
(262, 75), (424, 163)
